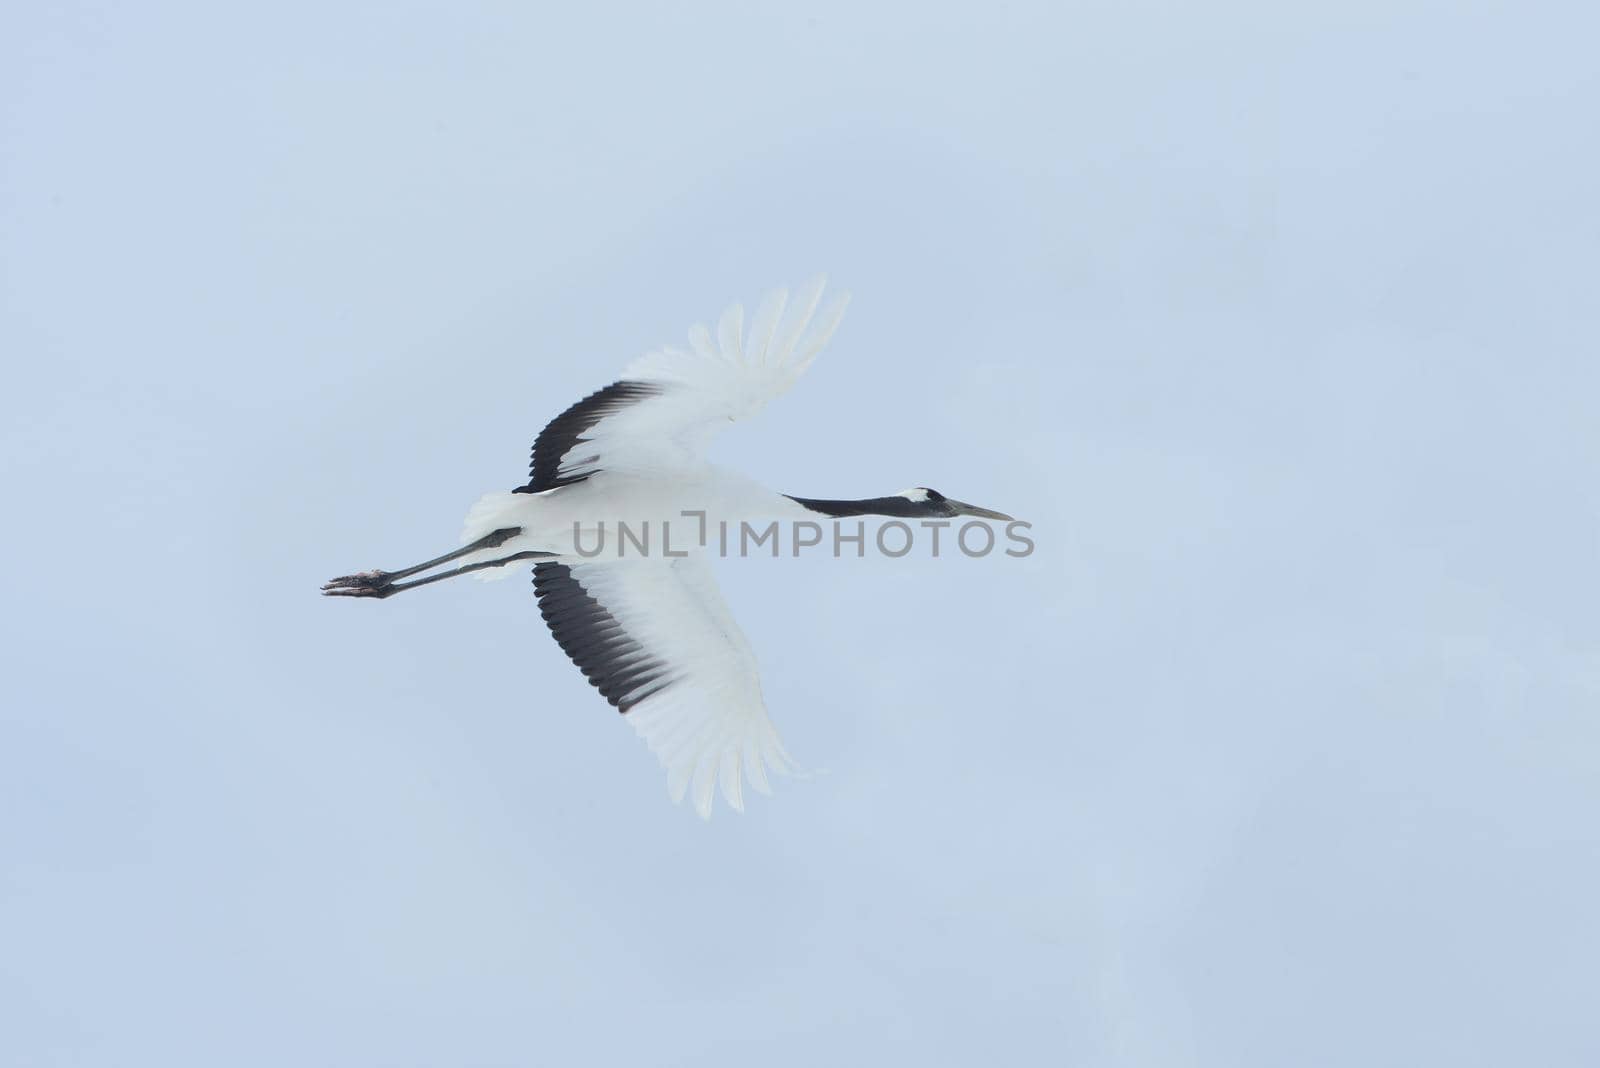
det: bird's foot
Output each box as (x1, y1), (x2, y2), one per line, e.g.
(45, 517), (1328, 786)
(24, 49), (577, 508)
(322, 569), (396, 598)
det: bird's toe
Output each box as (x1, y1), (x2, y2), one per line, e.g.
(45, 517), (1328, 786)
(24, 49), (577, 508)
(321, 569), (391, 591)
(322, 583), (394, 599)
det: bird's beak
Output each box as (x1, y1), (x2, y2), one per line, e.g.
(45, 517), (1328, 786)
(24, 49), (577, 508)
(949, 499), (1014, 521)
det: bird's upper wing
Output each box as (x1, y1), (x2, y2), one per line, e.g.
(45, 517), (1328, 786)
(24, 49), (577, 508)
(532, 554), (793, 818)
(521, 277), (849, 491)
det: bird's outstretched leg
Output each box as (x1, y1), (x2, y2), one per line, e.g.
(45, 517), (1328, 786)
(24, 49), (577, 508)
(322, 527), (550, 599)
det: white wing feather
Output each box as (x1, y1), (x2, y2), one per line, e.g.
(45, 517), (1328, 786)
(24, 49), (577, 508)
(550, 277), (850, 479)
(558, 555), (794, 818)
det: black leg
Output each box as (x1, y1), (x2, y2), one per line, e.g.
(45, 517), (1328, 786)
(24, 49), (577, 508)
(322, 549), (554, 599)
(322, 527), (531, 596)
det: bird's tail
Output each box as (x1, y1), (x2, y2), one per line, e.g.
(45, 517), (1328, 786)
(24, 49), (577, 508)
(459, 490), (538, 581)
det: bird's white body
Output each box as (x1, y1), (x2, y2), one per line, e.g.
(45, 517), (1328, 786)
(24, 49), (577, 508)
(459, 465), (812, 567)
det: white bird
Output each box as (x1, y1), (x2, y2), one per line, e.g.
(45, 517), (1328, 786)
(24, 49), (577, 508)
(324, 278), (1013, 818)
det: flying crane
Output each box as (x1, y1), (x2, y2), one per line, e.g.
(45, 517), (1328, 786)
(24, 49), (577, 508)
(324, 279), (1013, 817)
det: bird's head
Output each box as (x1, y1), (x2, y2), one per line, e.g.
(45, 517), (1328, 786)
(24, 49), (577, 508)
(897, 487), (1014, 521)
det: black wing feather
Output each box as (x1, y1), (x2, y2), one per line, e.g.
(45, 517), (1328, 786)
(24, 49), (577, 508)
(532, 562), (676, 713)
(517, 380), (663, 493)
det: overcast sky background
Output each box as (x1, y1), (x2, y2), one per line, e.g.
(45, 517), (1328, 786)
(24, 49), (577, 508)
(3, 2), (1597, 1065)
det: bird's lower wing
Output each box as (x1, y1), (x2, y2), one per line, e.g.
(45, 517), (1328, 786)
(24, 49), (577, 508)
(532, 555), (793, 818)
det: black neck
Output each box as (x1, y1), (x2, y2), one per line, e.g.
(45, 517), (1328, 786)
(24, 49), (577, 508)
(786, 495), (929, 518)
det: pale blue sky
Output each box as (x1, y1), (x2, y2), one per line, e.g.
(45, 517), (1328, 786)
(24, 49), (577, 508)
(3, 2), (1597, 1065)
